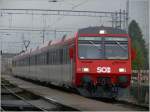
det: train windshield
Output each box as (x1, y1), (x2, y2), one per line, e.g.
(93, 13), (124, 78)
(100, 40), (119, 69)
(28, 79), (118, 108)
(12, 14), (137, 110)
(78, 37), (128, 59)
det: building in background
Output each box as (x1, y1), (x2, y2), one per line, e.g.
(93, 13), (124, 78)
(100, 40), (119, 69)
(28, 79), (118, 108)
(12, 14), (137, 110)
(129, 0), (149, 47)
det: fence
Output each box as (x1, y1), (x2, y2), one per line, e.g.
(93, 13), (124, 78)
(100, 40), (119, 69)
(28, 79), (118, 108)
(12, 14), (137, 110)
(118, 70), (149, 107)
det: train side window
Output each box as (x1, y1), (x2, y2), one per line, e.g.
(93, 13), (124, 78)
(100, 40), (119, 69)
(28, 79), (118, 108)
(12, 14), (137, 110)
(30, 57), (32, 65)
(50, 51), (51, 65)
(51, 51), (53, 65)
(12, 60), (14, 66)
(52, 50), (54, 65)
(31, 56), (32, 65)
(42, 53), (45, 65)
(59, 48), (63, 64)
(37, 54), (39, 65)
(18, 60), (19, 66)
(45, 52), (47, 64)
(46, 52), (49, 64)
(43, 53), (46, 65)
(55, 49), (57, 65)
(40, 54), (42, 65)
(24, 58), (26, 66)
(16, 60), (18, 66)
(64, 48), (66, 64)
(63, 47), (66, 64)
(62, 48), (65, 64)
(21, 59), (23, 66)
(43, 53), (45, 65)
(29, 56), (30, 65)
(56, 49), (59, 65)
(35, 55), (37, 65)
(66, 47), (70, 64)
(19, 60), (21, 66)
(42, 53), (43, 65)
(23, 59), (24, 66)
(14, 61), (16, 66)
(54, 50), (56, 65)
(39, 54), (42, 65)
(56, 49), (58, 64)
(48, 50), (51, 65)
(23, 58), (25, 66)
(42, 54), (43, 65)
(65, 48), (67, 64)
(55, 50), (57, 65)
(19, 59), (21, 66)
(66, 47), (68, 64)
(31, 56), (34, 65)
(33, 56), (35, 65)
(44, 52), (47, 65)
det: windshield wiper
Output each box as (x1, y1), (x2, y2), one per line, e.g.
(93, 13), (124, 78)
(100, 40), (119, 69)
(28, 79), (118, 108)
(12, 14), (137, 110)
(115, 41), (127, 51)
(88, 41), (102, 51)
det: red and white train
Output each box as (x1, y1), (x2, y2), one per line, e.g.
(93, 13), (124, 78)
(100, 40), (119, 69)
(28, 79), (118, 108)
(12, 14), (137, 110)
(12, 26), (133, 98)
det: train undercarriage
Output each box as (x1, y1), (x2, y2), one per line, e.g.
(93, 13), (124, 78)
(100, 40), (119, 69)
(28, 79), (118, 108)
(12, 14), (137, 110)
(77, 76), (129, 99)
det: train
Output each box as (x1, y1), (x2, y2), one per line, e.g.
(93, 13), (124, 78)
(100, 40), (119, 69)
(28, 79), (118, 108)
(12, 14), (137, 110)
(12, 26), (133, 98)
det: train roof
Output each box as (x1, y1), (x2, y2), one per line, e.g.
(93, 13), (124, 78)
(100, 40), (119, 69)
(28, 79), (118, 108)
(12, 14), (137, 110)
(78, 26), (127, 35)
(13, 36), (74, 60)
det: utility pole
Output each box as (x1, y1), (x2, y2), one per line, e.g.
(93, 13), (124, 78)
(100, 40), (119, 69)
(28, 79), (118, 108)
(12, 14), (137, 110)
(123, 10), (126, 30)
(119, 9), (122, 29)
(21, 33), (25, 52)
(23, 40), (30, 51)
(54, 30), (56, 39)
(0, 38), (3, 54)
(115, 11), (118, 28)
(126, 0), (129, 32)
(42, 30), (45, 44)
(0, 37), (2, 76)
(22, 33), (30, 51)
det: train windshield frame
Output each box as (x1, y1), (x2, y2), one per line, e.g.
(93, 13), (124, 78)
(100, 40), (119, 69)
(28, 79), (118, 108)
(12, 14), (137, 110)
(78, 36), (129, 60)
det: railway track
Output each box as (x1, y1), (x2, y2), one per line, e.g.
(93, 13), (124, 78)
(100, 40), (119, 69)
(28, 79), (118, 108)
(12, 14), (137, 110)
(2, 84), (45, 111)
(2, 75), (149, 111)
(15, 76), (149, 111)
(1, 78), (77, 111)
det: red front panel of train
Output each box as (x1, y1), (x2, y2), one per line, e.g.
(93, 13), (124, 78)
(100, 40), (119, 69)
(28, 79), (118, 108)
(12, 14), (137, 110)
(74, 34), (132, 87)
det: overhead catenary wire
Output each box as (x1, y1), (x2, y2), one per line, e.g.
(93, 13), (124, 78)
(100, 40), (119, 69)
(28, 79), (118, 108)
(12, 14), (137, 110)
(0, 1), (128, 53)
(50, 0), (92, 31)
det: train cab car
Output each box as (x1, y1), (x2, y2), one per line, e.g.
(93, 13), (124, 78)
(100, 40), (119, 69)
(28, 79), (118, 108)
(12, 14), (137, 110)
(74, 26), (132, 98)
(12, 26), (132, 99)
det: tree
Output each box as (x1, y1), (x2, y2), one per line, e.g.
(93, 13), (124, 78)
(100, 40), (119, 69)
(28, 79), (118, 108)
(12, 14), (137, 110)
(128, 20), (149, 70)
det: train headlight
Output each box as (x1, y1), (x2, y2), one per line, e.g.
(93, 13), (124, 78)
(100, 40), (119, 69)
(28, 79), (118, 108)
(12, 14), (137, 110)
(119, 68), (126, 72)
(82, 67), (90, 72)
(99, 30), (106, 34)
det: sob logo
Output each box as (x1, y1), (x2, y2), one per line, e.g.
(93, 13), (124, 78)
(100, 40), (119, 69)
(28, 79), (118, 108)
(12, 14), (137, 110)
(97, 67), (111, 73)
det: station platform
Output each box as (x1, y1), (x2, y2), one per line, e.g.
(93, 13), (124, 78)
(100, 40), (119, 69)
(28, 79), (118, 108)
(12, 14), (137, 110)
(2, 75), (137, 111)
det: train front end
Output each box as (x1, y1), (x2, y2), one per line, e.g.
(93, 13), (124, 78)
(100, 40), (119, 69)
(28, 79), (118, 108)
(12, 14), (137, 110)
(74, 27), (132, 98)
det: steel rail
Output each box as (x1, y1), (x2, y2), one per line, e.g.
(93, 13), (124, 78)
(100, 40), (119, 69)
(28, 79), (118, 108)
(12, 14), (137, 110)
(2, 84), (47, 111)
(0, 107), (5, 111)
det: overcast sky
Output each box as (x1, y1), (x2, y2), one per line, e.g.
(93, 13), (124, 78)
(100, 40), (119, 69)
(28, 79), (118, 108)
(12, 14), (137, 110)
(0, 0), (149, 53)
